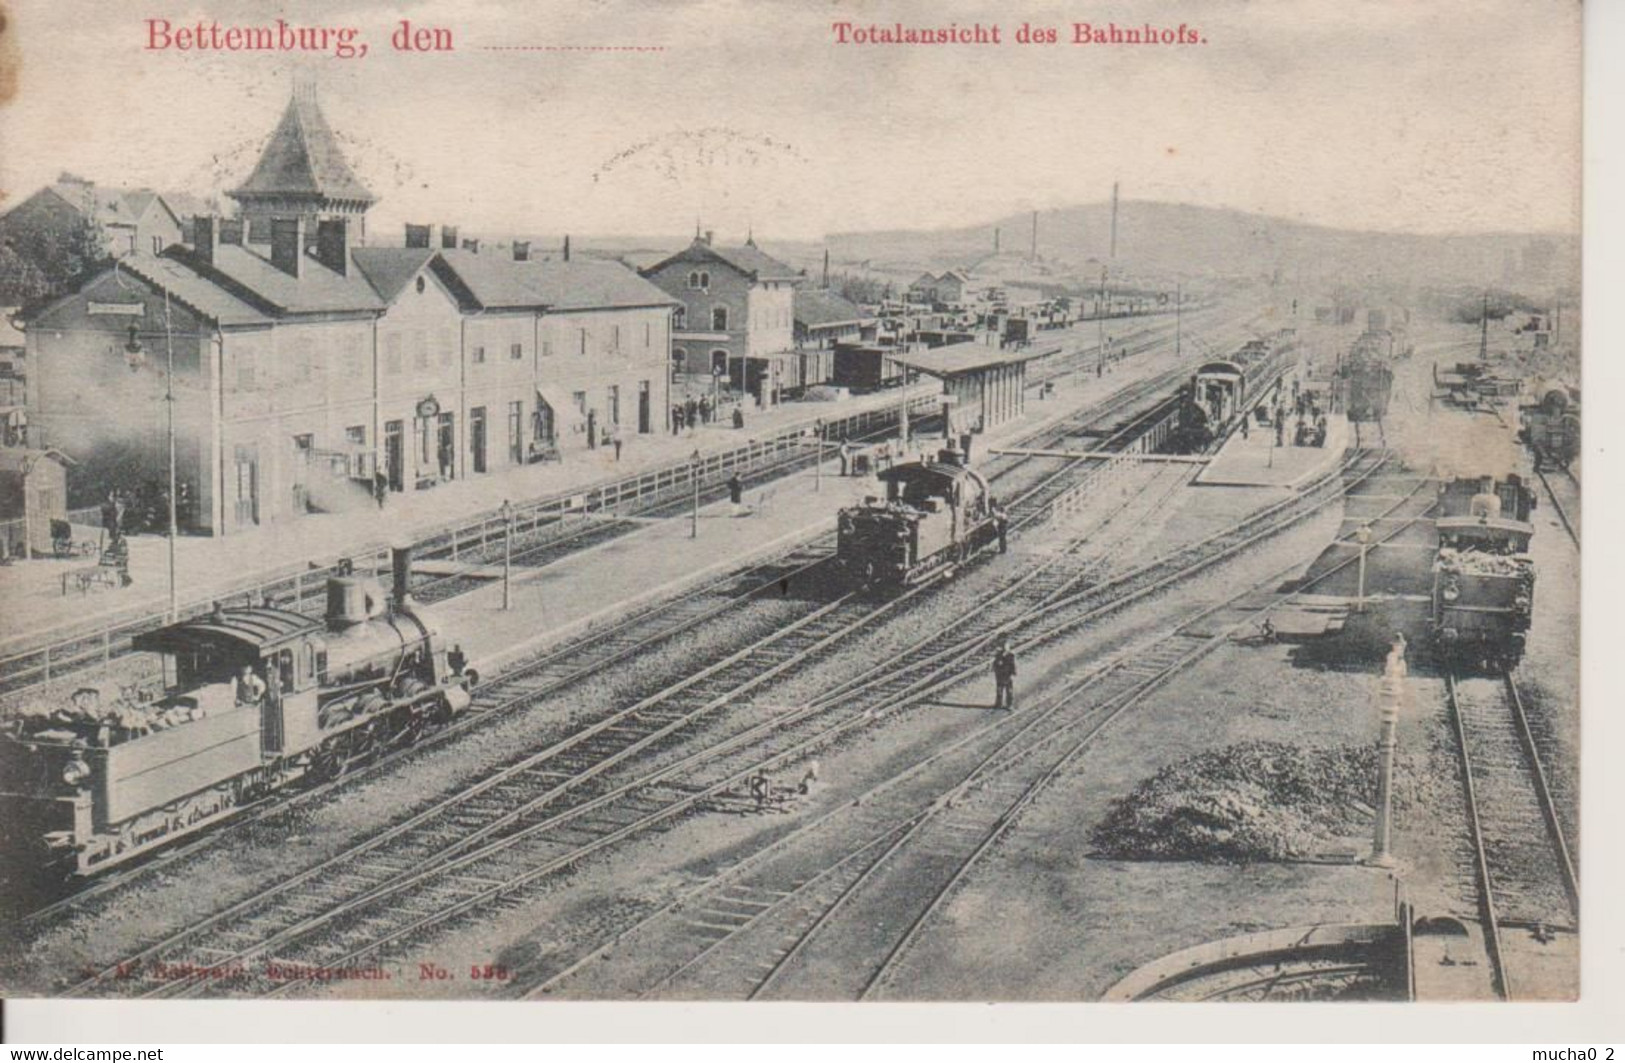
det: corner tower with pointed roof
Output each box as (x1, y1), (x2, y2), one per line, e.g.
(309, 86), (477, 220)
(228, 84), (375, 245)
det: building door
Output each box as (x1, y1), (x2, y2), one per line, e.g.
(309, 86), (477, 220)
(508, 401), (524, 464)
(533, 402), (554, 446)
(291, 434), (313, 513)
(384, 420), (404, 492)
(233, 444), (259, 528)
(470, 407), (488, 474)
(436, 412), (456, 480)
(638, 380), (651, 434)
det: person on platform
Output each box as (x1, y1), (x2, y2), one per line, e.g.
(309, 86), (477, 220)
(732, 406), (746, 430)
(685, 397), (698, 431)
(672, 405), (685, 435)
(728, 472), (744, 516)
(699, 395), (712, 425)
(992, 503), (1010, 554)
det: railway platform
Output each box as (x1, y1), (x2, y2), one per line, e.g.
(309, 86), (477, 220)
(0, 384), (937, 647)
(1195, 412), (1350, 489)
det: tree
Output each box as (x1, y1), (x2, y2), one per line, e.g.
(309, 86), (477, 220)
(0, 206), (109, 308)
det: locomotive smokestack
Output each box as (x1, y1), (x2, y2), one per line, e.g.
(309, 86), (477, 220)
(391, 544), (414, 608)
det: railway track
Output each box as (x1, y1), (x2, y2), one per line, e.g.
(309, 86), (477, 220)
(126, 446), (1394, 1002)
(534, 454), (1438, 1000)
(48, 371), (1200, 998)
(1445, 672), (1578, 1001)
(1532, 466), (1579, 549)
(15, 335), (1206, 928)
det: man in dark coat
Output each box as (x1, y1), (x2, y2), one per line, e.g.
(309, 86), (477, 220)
(992, 638), (1017, 710)
(727, 472), (744, 516)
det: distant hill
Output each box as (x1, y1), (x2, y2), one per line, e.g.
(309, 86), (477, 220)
(821, 202), (1579, 294)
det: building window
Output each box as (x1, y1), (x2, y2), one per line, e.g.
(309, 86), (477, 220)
(571, 391), (587, 417)
(608, 385), (620, 425)
(673, 307), (686, 329)
(508, 401), (523, 464)
(473, 345), (486, 364)
(346, 425), (366, 445)
(151, 235), (163, 255)
(700, 271), (710, 289)
(510, 342), (523, 361)
(688, 271), (700, 289)
(294, 433), (314, 452)
(712, 306), (728, 331)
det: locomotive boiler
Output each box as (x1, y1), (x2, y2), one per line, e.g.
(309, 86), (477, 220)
(0, 546), (475, 880)
(1431, 476), (1537, 670)
(836, 449), (1000, 588)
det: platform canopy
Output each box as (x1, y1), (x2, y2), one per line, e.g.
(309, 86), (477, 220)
(889, 343), (1054, 380)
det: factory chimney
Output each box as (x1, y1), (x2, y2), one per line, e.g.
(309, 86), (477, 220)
(994, 227), (1000, 254)
(405, 223), (432, 249)
(563, 235), (571, 262)
(1110, 182), (1120, 261)
(822, 248), (829, 288)
(1030, 211), (1038, 260)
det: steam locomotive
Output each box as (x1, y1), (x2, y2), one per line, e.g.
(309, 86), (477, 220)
(1517, 385), (1580, 470)
(0, 547), (475, 880)
(1431, 476), (1537, 670)
(835, 448), (1001, 589)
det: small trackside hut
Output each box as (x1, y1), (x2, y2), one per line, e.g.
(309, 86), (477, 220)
(890, 345), (1049, 441)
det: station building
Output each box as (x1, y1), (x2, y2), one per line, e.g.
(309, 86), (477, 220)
(21, 89), (675, 537)
(641, 232), (801, 406)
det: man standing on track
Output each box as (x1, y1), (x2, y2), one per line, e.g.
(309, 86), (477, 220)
(992, 638), (1017, 711)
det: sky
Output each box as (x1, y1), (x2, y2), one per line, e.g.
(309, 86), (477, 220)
(0, 0), (1584, 243)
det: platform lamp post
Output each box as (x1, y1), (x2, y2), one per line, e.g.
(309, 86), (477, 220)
(122, 283), (179, 622)
(499, 499), (514, 610)
(690, 448), (702, 539)
(1368, 634), (1407, 868)
(712, 364), (723, 422)
(1355, 522), (1374, 612)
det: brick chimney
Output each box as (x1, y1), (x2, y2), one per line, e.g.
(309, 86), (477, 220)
(270, 217), (304, 278)
(513, 240), (530, 262)
(316, 218), (350, 276)
(703, 230), (714, 246)
(219, 218), (245, 246)
(405, 223), (432, 249)
(192, 216), (218, 267)
(461, 238), (480, 254)
(441, 225), (459, 250)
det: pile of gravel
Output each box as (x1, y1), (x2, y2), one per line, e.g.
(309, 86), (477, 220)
(1091, 740), (1387, 863)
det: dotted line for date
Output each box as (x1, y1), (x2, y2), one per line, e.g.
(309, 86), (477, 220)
(480, 45), (668, 52)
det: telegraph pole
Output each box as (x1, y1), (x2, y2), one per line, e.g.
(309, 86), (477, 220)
(1175, 282), (1182, 359)
(164, 289), (178, 622)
